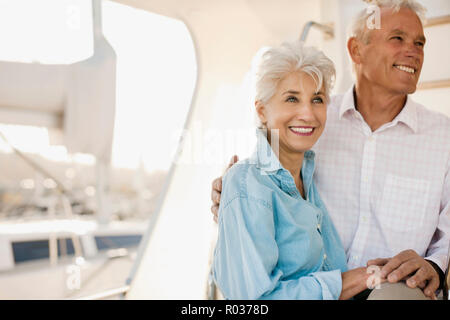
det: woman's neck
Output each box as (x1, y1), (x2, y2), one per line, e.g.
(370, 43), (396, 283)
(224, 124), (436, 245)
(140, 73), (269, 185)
(278, 148), (305, 198)
(266, 132), (305, 197)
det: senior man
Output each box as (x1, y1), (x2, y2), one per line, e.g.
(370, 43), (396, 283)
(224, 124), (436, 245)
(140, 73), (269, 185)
(211, 0), (449, 300)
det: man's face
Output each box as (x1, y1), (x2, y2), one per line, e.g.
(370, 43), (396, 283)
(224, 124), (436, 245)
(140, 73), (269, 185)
(357, 7), (426, 95)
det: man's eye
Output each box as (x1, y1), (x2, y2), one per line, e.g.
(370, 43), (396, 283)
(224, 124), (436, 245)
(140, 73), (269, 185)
(286, 96), (298, 103)
(392, 36), (403, 41)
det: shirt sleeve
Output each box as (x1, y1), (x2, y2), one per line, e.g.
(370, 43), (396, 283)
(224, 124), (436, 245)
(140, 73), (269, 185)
(212, 194), (343, 300)
(425, 154), (450, 274)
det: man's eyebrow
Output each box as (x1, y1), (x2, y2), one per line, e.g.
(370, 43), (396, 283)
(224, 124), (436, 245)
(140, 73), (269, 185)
(390, 28), (426, 42)
(417, 35), (427, 43)
(390, 29), (408, 36)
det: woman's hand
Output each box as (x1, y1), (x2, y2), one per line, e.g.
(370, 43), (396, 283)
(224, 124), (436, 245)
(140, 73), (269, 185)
(339, 267), (386, 300)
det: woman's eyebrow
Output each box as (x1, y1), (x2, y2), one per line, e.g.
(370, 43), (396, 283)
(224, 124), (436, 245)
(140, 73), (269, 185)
(282, 90), (300, 95)
(314, 91), (325, 96)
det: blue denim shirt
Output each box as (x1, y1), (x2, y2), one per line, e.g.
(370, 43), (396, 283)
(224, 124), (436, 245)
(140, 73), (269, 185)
(212, 129), (348, 300)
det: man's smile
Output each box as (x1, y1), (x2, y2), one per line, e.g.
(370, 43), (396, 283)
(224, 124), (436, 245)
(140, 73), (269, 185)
(393, 64), (417, 75)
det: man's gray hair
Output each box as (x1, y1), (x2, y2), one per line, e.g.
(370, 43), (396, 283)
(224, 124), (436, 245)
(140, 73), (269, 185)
(349, 0), (427, 44)
(254, 40), (336, 107)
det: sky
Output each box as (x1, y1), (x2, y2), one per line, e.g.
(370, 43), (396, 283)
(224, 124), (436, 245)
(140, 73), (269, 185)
(0, 0), (196, 172)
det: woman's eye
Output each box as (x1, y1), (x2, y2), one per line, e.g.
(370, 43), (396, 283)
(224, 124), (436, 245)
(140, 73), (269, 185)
(286, 96), (298, 103)
(312, 97), (324, 104)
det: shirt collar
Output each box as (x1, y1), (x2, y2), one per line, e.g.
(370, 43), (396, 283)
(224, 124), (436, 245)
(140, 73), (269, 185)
(250, 129), (316, 196)
(393, 95), (418, 133)
(338, 86), (358, 120)
(339, 85), (418, 133)
(251, 128), (283, 174)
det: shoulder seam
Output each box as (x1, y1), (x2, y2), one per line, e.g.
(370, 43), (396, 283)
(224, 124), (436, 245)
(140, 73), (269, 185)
(222, 193), (273, 211)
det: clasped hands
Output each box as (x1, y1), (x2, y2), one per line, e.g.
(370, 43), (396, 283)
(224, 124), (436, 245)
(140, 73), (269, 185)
(367, 249), (440, 300)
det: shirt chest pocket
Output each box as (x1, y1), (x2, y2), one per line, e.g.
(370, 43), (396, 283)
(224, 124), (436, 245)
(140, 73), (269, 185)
(378, 174), (430, 232)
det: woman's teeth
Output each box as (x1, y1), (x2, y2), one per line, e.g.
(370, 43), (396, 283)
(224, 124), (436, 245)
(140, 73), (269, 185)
(394, 65), (415, 74)
(290, 127), (313, 133)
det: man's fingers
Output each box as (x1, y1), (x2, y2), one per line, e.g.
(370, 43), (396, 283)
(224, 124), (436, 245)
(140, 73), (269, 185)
(380, 257), (403, 279)
(365, 251), (439, 299)
(212, 177), (222, 195)
(211, 204), (219, 223)
(417, 280), (426, 289)
(212, 190), (221, 204)
(367, 258), (390, 266)
(212, 177), (222, 192)
(388, 259), (421, 283)
(227, 155), (239, 170)
(423, 276), (440, 299)
(406, 266), (428, 288)
(380, 250), (416, 279)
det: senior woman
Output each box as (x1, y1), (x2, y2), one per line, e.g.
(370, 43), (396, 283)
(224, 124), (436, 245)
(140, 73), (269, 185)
(212, 40), (374, 300)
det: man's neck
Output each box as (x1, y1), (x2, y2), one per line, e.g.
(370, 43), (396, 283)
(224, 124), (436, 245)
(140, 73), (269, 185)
(354, 82), (407, 132)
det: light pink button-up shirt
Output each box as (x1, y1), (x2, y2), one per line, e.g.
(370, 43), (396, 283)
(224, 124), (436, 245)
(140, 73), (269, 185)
(312, 86), (450, 272)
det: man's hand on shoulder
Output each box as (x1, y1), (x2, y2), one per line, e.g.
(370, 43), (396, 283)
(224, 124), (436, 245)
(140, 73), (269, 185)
(211, 155), (239, 223)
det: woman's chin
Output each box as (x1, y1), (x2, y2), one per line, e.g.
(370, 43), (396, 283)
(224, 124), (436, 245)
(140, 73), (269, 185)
(285, 144), (313, 154)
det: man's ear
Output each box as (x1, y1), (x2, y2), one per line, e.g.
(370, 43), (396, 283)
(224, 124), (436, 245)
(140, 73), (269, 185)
(347, 37), (363, 65)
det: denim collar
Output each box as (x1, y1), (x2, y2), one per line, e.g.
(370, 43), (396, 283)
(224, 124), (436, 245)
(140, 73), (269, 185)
(250, 128), (316, 197)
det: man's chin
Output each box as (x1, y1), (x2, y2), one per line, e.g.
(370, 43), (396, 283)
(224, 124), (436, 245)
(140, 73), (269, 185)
(406, 86), (417, 95)
(392, 82), (418, 95)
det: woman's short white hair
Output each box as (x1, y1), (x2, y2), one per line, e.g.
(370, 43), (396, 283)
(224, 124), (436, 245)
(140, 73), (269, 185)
(253, 40), (336, 108)
(349, 0), (427, 44)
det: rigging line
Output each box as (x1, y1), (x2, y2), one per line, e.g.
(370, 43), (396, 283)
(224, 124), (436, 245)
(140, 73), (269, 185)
(0, 129), (68, 195)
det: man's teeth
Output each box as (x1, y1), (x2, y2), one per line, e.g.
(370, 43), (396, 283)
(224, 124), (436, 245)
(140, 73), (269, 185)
(290, 127), (313, 133)
(395, 65), (415, 74)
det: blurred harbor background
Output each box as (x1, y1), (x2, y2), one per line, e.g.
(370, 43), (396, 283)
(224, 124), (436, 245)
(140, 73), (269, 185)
(0, 0), (448, 299)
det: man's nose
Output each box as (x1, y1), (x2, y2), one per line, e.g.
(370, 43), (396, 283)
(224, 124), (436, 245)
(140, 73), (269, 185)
(405, 41), (423, 60)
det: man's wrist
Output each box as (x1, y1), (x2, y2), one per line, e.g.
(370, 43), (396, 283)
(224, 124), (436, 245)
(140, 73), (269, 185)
(425, 259), (445, 290)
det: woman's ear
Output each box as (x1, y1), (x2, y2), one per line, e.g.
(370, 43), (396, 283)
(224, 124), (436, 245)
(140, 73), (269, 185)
(255, 100), (267, 126)
(347, 37), (362, 65)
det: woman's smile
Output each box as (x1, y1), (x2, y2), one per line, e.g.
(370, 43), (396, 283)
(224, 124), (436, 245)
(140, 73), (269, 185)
(289, 126), (315, 136)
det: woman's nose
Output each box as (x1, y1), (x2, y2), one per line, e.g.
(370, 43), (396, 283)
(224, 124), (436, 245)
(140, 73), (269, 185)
(296, 103), (316, 122)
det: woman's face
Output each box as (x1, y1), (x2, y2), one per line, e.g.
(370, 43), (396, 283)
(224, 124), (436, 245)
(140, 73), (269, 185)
(256, 71), (327, 155)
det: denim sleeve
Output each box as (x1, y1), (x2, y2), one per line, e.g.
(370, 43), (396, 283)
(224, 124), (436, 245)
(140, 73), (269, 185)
(212, 195), (343, 300)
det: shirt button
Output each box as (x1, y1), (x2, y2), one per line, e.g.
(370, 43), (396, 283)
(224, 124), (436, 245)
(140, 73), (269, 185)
(317, 224), (321, 229)
(323, 254), (327, 259)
